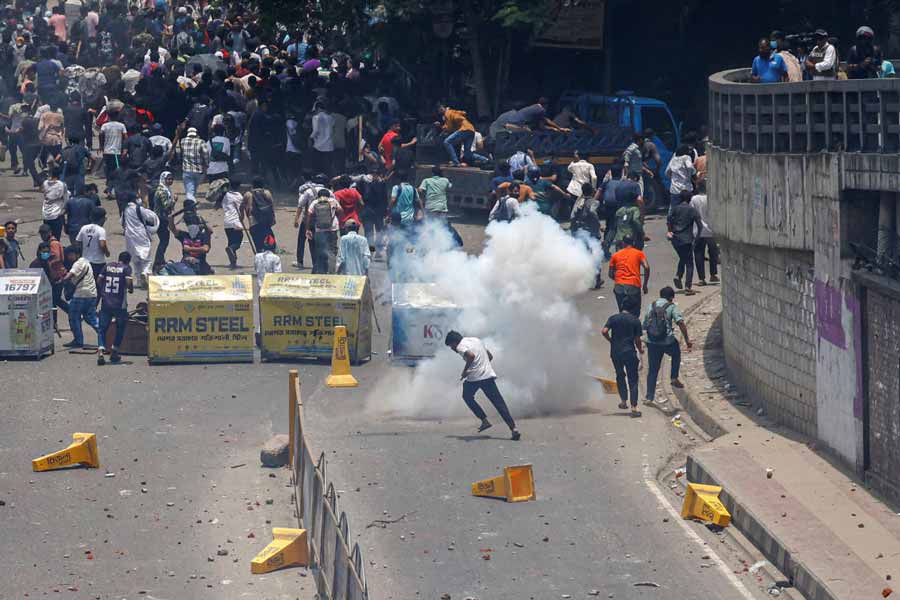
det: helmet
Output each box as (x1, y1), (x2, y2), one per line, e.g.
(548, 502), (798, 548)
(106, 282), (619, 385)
(527, 166), (541, 180)
(313, 173), (329, 185)
(856, 26), (874, 39)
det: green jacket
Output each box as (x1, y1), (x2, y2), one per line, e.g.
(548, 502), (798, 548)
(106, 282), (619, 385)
(614, 205), (643, 242)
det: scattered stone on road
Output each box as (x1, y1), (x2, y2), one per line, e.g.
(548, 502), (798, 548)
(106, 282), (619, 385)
(260, 435), (290, 467)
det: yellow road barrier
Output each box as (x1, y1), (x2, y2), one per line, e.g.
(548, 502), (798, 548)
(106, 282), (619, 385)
(251, 528), (309, 574)
(471, 465), (536, 502)
(681, 482), (731, 526)
(32, 433), (99, 471)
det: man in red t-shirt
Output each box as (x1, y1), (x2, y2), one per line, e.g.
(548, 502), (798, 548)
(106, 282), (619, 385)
(333, 176), (363, 231)
(608, 234), (650, 317)
(379, 121), (401, 170)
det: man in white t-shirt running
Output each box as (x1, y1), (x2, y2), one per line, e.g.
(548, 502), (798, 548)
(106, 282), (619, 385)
(445, 330), (521, 441)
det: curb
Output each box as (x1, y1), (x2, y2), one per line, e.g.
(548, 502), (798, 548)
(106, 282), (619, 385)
(669, 288), (834, 600)
(686, 453), (836, 600)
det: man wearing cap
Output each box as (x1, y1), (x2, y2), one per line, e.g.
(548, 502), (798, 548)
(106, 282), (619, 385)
(805, 30), (837, 80)
(847, 26), (883, 79)
(179, 124), (209, 203)
(336, 219), (370, 276)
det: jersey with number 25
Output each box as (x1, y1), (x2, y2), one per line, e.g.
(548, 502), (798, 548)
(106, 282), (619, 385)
(100, 262), (132, 311)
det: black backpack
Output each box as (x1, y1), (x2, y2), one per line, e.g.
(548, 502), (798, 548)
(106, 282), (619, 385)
(251, 189), (275, 226)
(492, 196), (513, 223)
(187, 104), (212, 139)
(62, 145), (83, 173)
(645, 301), (671, 343)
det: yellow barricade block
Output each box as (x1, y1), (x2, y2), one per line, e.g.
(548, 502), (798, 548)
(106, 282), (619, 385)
(471, 464), (536, 503)
(32, 433), (99, 472)
(681, 482), (731, 527)
(326, 325), (358, 388)
(251, 528), (309, 574)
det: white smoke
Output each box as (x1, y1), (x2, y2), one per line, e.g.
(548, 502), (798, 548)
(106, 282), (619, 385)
(366, 203), (603, 420)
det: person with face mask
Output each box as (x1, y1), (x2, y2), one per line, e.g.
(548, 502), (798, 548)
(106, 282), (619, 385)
(121, 192), (160, 288)
(769, 31), (802, 82)
(751, 37), (787, 83)
(847, 26), (883, 79)
(31, 241), (69, 328)
(168, 211), (213, 275)
(151, 171), (176, 274)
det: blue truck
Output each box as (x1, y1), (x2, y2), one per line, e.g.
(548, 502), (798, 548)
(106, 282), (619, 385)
(415, 91), (682, 214)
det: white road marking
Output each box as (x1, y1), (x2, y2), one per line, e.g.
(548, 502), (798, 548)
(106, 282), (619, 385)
(642, 461), (757, 600)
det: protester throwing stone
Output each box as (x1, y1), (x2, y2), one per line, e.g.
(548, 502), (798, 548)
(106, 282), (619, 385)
(445, 330), (521, 441)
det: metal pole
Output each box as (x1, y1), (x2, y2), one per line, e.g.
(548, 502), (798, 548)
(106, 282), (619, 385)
(289, 369), (298, 466)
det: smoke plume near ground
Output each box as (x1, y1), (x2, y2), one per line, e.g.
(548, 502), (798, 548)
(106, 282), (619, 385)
(366, 205), (602, 421)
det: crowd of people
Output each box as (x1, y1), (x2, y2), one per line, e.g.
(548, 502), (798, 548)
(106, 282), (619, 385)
(0, 0), (714, 410)
(751, 26), (891, 83)
(0, 0), (419, 358)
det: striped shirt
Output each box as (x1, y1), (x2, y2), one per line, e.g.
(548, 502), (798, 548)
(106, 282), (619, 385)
(180, 135), (209, 174)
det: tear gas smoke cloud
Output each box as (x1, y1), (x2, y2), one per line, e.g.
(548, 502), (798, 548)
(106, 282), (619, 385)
(366, 204), (603, 420)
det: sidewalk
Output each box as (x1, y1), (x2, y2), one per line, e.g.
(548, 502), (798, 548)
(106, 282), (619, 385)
(668, 290), (900, 600)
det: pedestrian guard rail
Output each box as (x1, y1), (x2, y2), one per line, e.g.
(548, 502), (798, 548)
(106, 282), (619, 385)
(288, 370), (369, 600)
(709, 63), (900, 154)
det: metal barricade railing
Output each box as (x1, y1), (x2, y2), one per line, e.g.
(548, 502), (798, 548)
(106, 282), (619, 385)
(288, 370), (369, 600)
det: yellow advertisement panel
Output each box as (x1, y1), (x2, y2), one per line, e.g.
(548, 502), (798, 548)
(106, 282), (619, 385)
(259, 274), (372, 363)
(148, 275), (255, 363)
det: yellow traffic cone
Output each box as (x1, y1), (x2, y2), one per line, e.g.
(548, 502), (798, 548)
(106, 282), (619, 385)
(32, 433), (99, 471)
(681, 482), (731, 526)
(326, 325), (358, 388)
(251, 528), (309, 574)
(471, 464), (536, 502)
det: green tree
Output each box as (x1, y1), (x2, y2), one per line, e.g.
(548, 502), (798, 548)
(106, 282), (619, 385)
(252, 0), (558, 116)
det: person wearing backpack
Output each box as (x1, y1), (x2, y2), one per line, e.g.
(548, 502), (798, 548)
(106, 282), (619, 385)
(61, 136), (92, 194)
(613, 183), (644, 251)
(293, 174), (329, 268)
(245, 177), (277, 252)
(643, 286), (693, 405)
(305, 188), (343, 274)
(489, 182), (521, 223)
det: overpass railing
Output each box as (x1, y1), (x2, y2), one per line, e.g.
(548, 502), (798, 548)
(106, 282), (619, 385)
(709, 66), (900, 154)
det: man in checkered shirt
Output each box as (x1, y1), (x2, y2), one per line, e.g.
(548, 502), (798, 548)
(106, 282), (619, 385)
(180, 126), (210, 202)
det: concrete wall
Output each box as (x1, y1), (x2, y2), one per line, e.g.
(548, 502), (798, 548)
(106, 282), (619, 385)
(719, 241), (817, 437)
(861, 275), (900, 501)
(708, 147), (867, 470)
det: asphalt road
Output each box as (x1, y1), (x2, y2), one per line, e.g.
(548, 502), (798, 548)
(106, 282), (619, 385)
(0, 169), (779, 600)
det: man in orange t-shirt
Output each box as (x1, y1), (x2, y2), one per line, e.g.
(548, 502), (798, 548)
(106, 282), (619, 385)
(608, 234), (650, 317)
